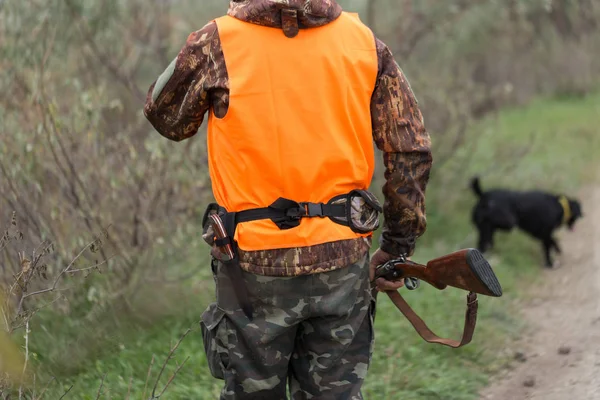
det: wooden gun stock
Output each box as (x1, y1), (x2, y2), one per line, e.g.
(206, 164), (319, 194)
(375, 248), (502, 297)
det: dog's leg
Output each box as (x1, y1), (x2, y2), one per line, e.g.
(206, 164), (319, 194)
(477, 226), (493, 253)
(542, 238), (554, 268)
(550, 237), (562, 268)
(550, 237), (561, 254)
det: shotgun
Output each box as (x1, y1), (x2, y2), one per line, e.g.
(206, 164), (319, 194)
(374, 248), (502, 348)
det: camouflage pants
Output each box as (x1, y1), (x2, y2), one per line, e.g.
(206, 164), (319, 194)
(200, 253), (376, 399)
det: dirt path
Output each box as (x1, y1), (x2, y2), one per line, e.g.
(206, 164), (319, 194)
(480, 186), (600, 400)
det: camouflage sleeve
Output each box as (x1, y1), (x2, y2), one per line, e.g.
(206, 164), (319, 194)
(143, 21), (224, 142)
(371, 38), (433, 257)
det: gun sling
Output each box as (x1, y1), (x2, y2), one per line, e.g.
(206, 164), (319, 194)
(385, 290), (478, 348)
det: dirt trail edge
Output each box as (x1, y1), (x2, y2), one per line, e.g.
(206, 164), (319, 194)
(479, 186), (600, 400)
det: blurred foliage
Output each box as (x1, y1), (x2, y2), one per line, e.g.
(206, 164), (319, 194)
(0, 0), (599, 397)
(364, 0), (600, 164)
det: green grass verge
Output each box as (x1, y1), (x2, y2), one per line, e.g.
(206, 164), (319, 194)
(38, 93), (600, 398)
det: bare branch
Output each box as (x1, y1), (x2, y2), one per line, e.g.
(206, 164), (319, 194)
(142, 355), (155, 400)
(150, 328), (192, 399)
(95, 373), (107, 400)
(37, 376), (56, 399)
(16, 231), (108, 314)
(17, 320), (30, 399)
(58, 385), (73, 399)
(157, 356), (190, 398)
(67, 255), (115, 274)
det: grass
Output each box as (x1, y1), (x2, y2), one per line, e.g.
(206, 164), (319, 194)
(36, 92), (600, 399)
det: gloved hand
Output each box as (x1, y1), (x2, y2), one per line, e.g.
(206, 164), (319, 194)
(369, 248), (406, 292)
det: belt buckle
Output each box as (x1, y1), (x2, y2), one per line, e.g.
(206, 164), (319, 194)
(305, 203), (324, 217)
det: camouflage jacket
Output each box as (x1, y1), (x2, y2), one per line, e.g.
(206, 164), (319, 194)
(144, 0), (432, 277)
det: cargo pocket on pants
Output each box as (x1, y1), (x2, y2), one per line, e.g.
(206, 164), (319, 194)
(200, 303), (229, 380)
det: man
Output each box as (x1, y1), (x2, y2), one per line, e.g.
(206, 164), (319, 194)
(144, 0), (432, 398)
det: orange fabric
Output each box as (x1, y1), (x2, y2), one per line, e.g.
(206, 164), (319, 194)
(209, 13), (378, 251)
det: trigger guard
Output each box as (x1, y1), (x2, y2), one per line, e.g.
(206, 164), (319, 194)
(404, 277), (420, 290)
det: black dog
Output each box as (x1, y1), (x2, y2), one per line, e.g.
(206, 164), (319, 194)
(470, 176), (583, 267)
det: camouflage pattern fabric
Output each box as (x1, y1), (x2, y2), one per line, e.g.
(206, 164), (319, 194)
(201, 253), (376, 399)
(144, 0), (432, 276)
(228, 0), (342, 30)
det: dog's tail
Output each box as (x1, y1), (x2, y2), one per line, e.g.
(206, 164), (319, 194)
(470, 176), (483, 197)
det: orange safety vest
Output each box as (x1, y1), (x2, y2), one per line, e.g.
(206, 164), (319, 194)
(208, 12), (378, 251)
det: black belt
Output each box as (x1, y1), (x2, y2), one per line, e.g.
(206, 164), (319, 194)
(226, 197), (346, 234)
(203, 192), (381, 321)
(207, 197), (347, 245)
